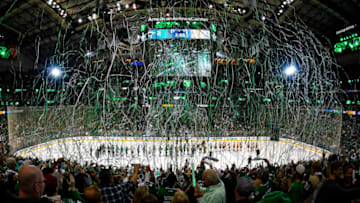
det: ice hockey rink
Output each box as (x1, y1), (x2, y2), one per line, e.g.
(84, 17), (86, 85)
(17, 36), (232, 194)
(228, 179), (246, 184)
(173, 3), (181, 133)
(14, 136), (331, 169)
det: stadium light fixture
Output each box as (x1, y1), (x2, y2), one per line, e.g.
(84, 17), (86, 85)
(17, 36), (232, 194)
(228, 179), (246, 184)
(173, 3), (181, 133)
(50, 67), (62, 78)
(284, 65), (297, 76)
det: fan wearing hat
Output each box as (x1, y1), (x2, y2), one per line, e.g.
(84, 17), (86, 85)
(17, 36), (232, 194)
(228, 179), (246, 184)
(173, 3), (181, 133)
(288, 164), (305, 203)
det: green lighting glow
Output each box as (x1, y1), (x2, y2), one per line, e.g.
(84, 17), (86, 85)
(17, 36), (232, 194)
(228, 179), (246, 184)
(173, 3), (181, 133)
(334, 36), (360, 53)
(0, 46), (11, 59)
(183, 80), (191, 88)
(47, 89), (56, 92)
(140, 24), (147, 32)
(346, 100), (351, 105)
(15, 89), (25, 92)
(210, 24), (217, 32)
(154, 21), (202, 29)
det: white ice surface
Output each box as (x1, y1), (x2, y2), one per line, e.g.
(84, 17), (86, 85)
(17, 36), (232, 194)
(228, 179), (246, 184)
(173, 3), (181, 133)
(14, 136), (330, 170)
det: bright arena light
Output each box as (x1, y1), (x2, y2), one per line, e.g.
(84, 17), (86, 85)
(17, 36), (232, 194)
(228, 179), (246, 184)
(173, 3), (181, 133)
(284, 65), (297, 76)
(50, 67), (62, 77)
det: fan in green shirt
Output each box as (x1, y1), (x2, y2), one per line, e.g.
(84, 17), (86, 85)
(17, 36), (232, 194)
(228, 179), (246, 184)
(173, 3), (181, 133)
(288, 174), (303, 203)
(254, 171), (272, 202)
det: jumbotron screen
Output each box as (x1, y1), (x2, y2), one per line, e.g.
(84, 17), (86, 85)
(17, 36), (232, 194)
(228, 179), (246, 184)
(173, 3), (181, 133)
(147, 29), (212, 77)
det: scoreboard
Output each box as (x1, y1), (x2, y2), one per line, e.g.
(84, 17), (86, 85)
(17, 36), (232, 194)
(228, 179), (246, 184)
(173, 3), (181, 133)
(145, 18), (213, 77)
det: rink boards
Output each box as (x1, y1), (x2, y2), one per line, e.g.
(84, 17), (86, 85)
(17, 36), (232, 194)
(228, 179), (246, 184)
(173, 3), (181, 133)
(14, 136), (331, 169)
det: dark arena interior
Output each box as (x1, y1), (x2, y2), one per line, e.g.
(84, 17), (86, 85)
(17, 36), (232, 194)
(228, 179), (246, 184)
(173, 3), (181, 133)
(1, 0), (360, 202)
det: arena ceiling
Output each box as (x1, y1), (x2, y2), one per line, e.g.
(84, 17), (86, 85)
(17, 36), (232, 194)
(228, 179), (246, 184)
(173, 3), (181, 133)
(0, 0), (359, 73)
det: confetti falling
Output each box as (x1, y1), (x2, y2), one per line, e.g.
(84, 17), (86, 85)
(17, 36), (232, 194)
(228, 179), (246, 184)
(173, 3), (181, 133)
(1, 1), (342, 167)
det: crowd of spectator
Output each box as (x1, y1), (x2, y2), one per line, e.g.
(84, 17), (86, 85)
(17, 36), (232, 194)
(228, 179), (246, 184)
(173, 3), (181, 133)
(1, 148), (360, 203)
(0, 116), (359, 203)
(341, 118), (360, 161)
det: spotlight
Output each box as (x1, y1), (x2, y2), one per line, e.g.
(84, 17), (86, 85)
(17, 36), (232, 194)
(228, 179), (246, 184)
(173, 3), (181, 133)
(1, 51), (5, 56)
(132, 3), (137, 9)
(85, 51), (96, 57)
(47, 0), (53, 5)
(50, 67), (62, 78)
(284, 65), (297, 76)
(125, 4), (129, 9)
(209, 4), (213, 9)
(261, 16), (266, 21)
(78, 18), (83, 23)
(92, 13), (97, 19)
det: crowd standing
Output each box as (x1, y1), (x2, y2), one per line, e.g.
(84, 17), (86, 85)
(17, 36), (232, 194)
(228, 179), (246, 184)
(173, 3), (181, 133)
(1, 146), (360, 203)
(1, 116), (360, 203)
